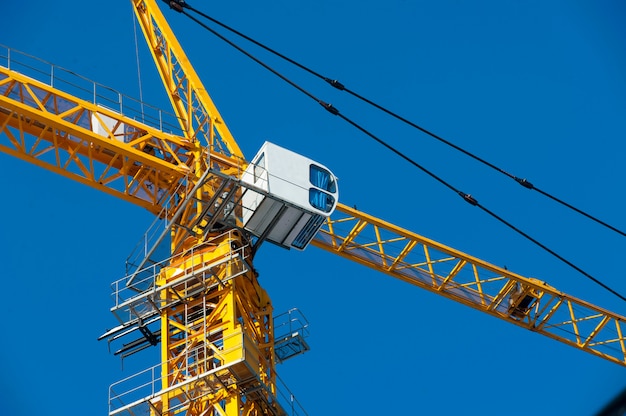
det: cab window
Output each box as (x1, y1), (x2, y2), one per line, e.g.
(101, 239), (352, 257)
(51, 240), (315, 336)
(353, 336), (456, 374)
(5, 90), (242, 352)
(309, 189), (335, 213)
(309, 164), (336, 193)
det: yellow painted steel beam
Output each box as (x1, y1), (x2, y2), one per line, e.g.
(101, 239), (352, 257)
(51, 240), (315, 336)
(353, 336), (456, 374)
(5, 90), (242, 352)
(2, 2), (625, 414)
(131, 0), (244, 160)
(0, 65), (245, 217)
(155, 231), (282, 415)
(129, 2), (283, 411)
(313, 203), (626, 367)
(0, 67), (188, 213)
(1, 8), (279, 413)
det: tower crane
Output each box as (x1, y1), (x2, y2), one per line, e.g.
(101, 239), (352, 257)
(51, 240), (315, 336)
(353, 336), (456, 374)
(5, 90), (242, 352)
(1, 1), (624, 414)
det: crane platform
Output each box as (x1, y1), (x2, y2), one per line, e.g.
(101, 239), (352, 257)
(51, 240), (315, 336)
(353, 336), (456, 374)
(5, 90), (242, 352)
(107, 330), (306, 416)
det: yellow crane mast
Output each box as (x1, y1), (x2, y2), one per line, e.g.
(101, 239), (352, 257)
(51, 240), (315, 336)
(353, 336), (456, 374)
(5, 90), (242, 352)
(0, 0), (624, 414)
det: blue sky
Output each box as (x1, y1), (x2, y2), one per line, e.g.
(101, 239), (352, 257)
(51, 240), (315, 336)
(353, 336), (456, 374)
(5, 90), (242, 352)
(2, 1), (626, 415)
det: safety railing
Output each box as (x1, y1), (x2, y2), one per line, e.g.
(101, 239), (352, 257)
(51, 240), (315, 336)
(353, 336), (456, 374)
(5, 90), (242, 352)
(108, 331), (247, 416)
(274, 309), (311, 363)
(108, 330), (308, 416)
(111, 229), (252, 313)
(0, 43), (181, 135)
(123, 173), (194, 276)
(275, 373), (310, 416)
(274, 309), (310, 344)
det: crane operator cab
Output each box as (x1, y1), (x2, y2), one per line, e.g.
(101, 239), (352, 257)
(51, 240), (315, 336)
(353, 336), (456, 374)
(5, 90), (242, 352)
(507, 279), (544, 320)
(240, 141), (338, 251)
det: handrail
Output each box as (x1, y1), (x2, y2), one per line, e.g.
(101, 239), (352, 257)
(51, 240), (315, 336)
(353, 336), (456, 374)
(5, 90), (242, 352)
(0, 43), (181, 135)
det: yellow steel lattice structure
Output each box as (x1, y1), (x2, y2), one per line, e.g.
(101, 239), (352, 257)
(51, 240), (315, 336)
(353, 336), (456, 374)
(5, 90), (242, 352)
(154, 230), (280, 415)
(131, 0), (243, 159)
(0, 62), (245, 215)
(0, 64), (189, 213)
(313, 203), (626, 367)
(1, 0), (625, 415)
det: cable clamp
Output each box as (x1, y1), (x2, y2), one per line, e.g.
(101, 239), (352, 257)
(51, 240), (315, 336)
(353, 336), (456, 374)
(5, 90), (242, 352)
(459, 192), (478, 206)
(325, 78), (345, 91)
(164, 0), (186, 12)
(319, 101), (340, 115)
(515, 177), (534, 189)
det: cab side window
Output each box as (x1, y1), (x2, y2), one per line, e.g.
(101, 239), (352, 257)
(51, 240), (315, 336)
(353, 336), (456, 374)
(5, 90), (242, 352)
(309, 164), (336, 212)
(309, 165), (336, 192)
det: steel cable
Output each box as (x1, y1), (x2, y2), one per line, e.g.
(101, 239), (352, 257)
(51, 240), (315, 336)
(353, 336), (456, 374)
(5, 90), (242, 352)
(177, 1), (626, 240)
(164, 0), (626, 302)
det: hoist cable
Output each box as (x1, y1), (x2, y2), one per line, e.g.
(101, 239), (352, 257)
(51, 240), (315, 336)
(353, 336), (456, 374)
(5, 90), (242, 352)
(132, 7), (145, 118)
(477, 205), (626, 302)
(172, 8), (320, 106)
(339, 113), (626, 303)
(164, 1), (626, 303)
(178, 1), (626, 240)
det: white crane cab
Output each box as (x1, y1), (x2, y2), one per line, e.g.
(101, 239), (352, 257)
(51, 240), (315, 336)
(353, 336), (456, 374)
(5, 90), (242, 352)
(241, 141), (338, 250)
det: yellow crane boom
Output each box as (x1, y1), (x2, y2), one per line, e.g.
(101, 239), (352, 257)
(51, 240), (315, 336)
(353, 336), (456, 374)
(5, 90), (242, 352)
(1, 0), (624, 414)
(130, 0), (243, 159)
(3, 52), (624, 369)
(314, 204), (626, 366)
